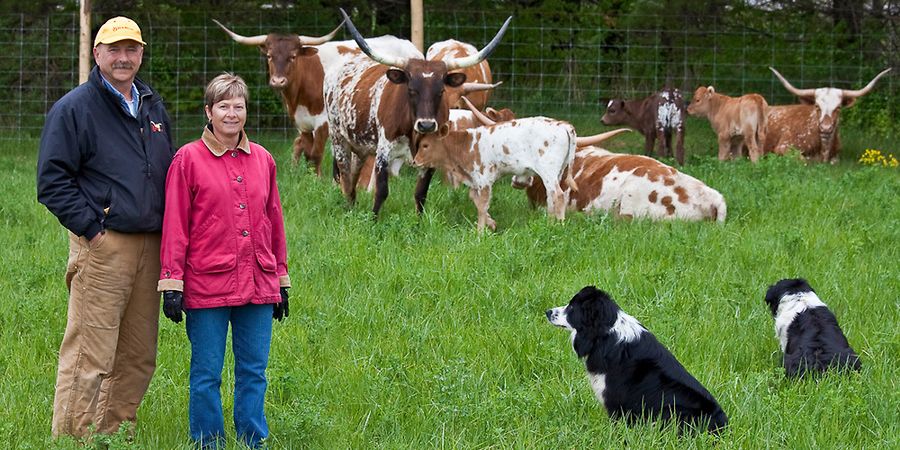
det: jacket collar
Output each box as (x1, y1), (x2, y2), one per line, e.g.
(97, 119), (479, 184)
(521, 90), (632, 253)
(88, 66), (155, 114)
(202, 124), (250, 157)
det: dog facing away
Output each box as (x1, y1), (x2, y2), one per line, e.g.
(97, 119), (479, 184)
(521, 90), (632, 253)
(546, 286), (728, 433)
(764, 278), (861, 377)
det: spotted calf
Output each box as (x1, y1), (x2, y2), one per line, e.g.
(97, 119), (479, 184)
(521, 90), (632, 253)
(523, 147), (726, 222)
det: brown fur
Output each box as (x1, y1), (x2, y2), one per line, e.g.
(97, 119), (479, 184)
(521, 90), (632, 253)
(429, 42), (493, 109)
(764, 104), (839, 162)
(687, 86), (769, 163)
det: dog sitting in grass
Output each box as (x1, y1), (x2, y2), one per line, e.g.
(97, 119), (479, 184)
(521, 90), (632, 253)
(546, 286), (728, 433)
(764, 278), (861, 377)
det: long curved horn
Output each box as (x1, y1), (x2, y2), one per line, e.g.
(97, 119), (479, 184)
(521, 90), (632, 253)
(298, 20), (346, 46)
(462, 81), (503, 94)
(461, 96), (495, 126)
(842, 68), (892, 99)
(339, 8), (408, 68)
(446, 16), (512, 70)
(576, 128), (631, 148)
(769, 66), (815, 98)
(213, 19), (268, 46)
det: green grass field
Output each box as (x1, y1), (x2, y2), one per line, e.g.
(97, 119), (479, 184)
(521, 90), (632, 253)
(1, 119), (898, 449)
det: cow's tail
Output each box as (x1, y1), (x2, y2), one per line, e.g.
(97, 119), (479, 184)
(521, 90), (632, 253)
(756, 97), (768, 154)
(565, 128), (579, 192)
(712, 193), (727, 223)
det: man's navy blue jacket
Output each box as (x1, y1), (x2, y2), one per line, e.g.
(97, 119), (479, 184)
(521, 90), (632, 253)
(37, 66), (175, 239)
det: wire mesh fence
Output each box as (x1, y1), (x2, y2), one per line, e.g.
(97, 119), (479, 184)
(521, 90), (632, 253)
(1, 7), (896, 147)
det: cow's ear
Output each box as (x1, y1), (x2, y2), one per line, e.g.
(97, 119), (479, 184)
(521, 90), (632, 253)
(707, 86), (715, 94)
(257, 45), (269, 55)
(444, 72), (467, 87)
(841, 96), (857, 108)
(298, 47), (319, 57)
(386, 69), (409, 85)
(438, 122), (451, 138)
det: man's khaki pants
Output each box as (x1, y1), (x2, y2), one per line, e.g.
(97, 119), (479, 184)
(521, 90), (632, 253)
(52, 230), (161, 438)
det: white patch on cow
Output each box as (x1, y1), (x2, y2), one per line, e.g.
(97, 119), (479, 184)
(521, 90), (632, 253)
(814, 88), (843, 121)
(774, 291), (827, 352)
(422, 72), (434, 78)
(657, 100), (681, 129)
(611, 311), (645, 343)
(588, 372), (607, 404)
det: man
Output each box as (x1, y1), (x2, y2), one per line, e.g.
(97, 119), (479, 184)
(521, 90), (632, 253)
(36, 16), (174, 439)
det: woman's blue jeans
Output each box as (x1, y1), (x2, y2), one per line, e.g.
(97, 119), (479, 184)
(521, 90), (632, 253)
(185, 303), (273, 448)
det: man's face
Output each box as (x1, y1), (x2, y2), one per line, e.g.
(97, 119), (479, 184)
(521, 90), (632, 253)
(93, 40), (143, 86)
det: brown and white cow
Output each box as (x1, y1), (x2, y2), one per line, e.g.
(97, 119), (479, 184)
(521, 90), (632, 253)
(412, 97), (630, 231)
(601, 87), (686, 165)
(214, 19), (346, 175)
(427, 40), (494, 110)
(523, 147), (726, 222)
(766, 67), (892, 163)
(687, 86), (768, 162)
(325, 9), (511, 216)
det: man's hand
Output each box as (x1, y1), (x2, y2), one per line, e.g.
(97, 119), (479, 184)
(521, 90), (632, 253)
(162, 290), (184, 323)
(273, 287), (289, 322)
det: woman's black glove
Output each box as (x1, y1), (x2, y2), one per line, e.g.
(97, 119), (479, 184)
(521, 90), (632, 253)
(274, 287), (289, 322)
(162, 290), (184, 323)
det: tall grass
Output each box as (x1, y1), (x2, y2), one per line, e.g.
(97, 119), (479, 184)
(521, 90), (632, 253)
(1, 124), (897, 449)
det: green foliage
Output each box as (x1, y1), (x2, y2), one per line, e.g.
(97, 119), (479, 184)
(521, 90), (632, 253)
(2, 124), (899, 448)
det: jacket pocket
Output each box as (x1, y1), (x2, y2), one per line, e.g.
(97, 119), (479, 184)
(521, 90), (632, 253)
(187, 213), (237, 274)
(254, 216), (277, 272)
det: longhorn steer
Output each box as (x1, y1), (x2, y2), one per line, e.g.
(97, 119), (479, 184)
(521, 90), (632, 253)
(214, 19), (346, 175)
(523, 147), (726, 222)
(325, 9), (511, 217)
(687, 86), (768, 162)
(601, 87), (686, 165)
(766, 67), (892, 163)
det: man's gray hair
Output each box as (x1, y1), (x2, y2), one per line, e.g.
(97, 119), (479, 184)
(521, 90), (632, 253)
(204, 72), (249, 109)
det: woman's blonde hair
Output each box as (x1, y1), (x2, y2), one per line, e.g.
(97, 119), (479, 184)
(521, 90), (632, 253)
(204, 72), (249, 109)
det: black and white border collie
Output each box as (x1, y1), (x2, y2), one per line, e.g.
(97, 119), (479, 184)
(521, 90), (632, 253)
(546, 286), (728, 433)
(764, 278), (861, 377)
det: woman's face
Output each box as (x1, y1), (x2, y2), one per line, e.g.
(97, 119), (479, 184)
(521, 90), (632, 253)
(205, 96), (247, 143)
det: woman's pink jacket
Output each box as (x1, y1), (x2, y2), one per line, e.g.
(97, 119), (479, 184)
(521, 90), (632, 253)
(158, 127), (290, 309)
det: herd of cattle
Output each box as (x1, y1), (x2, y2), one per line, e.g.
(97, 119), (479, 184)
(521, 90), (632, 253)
(214, 12), (891, 231)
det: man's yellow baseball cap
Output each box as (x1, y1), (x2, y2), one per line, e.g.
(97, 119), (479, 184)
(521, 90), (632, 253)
(94, 16), (147, 47)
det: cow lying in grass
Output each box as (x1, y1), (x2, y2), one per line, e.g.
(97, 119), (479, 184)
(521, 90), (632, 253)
(521, 147), (727, 222)
(412, 97), (629, 231)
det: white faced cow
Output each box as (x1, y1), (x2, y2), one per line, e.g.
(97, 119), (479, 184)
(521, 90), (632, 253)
(325, 9), (511, 217)
(766, 67), (892, 163)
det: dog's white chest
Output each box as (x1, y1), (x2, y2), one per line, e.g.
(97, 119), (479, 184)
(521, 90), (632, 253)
(588, 372), (607, 404)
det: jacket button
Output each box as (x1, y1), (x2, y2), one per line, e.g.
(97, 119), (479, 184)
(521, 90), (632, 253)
(165, 271), (170, 277)
(236, 176), (243, 183)
(231, 151), (238, 158)
(242, 230), (249, 237)
(239, 203), (246, 209)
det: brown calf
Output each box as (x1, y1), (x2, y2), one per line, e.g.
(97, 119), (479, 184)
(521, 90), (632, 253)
(687, 86), (768, 162)
(601, 87), (686, 165)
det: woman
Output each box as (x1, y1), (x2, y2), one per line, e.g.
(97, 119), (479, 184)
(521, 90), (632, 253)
(158, 73), (290, 449)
